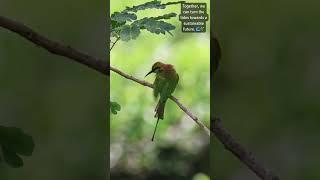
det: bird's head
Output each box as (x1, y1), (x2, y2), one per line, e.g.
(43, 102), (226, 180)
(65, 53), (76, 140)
(145, 61), (164, 77)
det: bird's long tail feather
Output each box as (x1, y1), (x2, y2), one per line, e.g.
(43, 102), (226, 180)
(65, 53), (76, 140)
(151, 117), (160, 141)
(152, 100), (166, 141)
(154, 100), (166, 119)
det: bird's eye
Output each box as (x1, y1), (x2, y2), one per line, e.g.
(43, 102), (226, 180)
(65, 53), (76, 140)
(153, 67), (160, 72)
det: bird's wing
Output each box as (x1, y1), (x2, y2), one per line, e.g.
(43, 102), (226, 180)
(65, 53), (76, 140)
(153, 75), (165, 98)
(166, 72), (179, 96)
(160, 73), (179, 102)
(171, 73), (179, 93)
(159, 82), (170, 103)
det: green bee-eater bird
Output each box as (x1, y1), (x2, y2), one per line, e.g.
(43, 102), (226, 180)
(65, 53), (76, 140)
(145, 61), (179, 141)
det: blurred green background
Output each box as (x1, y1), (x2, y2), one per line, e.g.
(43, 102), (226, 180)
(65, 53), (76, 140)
(110, 0), (210, 179)
(214, 0), (320, 179)
(0, 0), (106, 179)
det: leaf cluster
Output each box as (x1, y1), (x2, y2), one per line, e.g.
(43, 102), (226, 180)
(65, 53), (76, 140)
(0, 126), (34, 168)
(110, 101), (121, 115)
(110, 0), (183, 42)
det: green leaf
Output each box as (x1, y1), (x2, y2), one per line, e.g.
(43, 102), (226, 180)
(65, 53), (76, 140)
(0, 126), (34, 156)
(11, 132), (34, 156)
(0, 126), (35, 168)
(110, 2), (178, 41)
(119, 24), (141, 41)
(111, 20), (125, 30)
(152, 12), (177, 20)
(111, 12), (137, 24)
(1, 145), (23, 168)
(110, 101), (121, 115)
(134, 18), (176, 35)
(123, 0), (165, 13)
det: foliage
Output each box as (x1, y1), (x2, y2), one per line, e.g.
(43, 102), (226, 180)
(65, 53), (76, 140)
(110, 101), (121, 115)
(110, 0), (184, 42)
(110, 0), (211, 179)
(1, 0), (107, 177)
(0, 126), (34, 168)
(109, 0), (185, 115)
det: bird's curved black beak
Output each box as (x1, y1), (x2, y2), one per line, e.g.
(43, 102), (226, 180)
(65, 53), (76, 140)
(145, 70), (153, 77)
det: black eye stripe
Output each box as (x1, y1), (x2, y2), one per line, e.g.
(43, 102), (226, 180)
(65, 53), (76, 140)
(153, 67), (160, 71)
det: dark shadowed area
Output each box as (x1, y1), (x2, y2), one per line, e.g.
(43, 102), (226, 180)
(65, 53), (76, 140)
(214, 0), (320, 179)
(0, 0), (107, 179)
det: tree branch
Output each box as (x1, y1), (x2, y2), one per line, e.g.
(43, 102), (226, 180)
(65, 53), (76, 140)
(0, 15), (279, 180)
(211, 118), (280, 180)
(0, 16), (108, 75)
(110, 66), (210, 136)
(110, 36), (120, 51)
(161, 1), (186, 6)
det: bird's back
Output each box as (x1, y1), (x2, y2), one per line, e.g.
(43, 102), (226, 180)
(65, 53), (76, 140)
(160, 64), (178, 78)
(153, 63), (179, 99)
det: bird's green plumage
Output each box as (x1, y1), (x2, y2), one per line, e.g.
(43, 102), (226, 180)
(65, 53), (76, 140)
(154, 72), (179, 100)
(153, 64), (179, 119)
(146, 61), (179, 141)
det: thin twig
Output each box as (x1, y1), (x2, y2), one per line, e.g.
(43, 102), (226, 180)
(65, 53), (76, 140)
(110, 36), (120, 51)
(212, 118), (280, 180)
(161, 1), (186, 6)
(122, 1), (185, 13)
(0, 15), (279, 180)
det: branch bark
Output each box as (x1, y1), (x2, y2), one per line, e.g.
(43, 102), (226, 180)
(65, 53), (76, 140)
(212, 118), (280, 180)
(0, 15), (279, 180)
(110, 66), (210, 136)
(0, 16), (108, 75)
